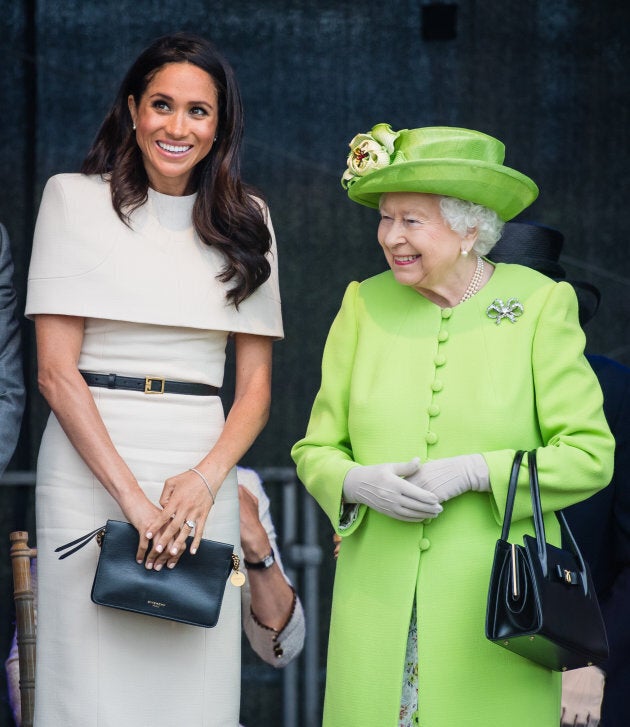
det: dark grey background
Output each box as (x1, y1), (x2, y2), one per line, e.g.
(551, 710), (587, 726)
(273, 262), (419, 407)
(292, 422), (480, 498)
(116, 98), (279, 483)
(1, 1), (629, 725)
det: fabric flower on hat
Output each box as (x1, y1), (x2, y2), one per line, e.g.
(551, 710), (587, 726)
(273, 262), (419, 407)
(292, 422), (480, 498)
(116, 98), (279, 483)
(341, 123), (400, 189)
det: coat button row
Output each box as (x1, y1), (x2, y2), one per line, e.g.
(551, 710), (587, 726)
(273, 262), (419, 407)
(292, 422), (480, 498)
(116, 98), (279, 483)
(427, 404), (440, 417)
(419, 538), (431, 551)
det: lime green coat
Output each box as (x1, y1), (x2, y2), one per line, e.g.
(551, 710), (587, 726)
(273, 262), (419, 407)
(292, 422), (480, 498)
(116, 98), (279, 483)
(292, 263), (614, 727)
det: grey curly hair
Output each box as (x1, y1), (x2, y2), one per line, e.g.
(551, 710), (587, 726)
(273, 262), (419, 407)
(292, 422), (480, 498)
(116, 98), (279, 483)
(439, 197), (504, 255)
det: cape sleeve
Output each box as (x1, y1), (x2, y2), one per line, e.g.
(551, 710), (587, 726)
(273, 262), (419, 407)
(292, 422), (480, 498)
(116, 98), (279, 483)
(26, 175), (283, 337)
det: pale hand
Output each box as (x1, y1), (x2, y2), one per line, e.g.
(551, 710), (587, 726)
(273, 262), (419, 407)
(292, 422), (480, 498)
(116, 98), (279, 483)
(561, 666), (605, 727)
(342, 459), (443, 522)
(405, 453), (490, 503)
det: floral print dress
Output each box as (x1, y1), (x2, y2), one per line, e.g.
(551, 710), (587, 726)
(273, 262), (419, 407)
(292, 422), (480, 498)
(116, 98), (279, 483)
(399, 602), (419, 726)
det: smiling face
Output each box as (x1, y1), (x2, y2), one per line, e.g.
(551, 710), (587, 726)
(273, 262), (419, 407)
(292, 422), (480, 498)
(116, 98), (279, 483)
(377, 192), (477, 301)
(128, 62), (219, 196)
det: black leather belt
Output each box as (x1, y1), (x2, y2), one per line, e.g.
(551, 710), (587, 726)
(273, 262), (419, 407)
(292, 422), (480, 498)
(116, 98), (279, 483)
(80, 371), (219, 396)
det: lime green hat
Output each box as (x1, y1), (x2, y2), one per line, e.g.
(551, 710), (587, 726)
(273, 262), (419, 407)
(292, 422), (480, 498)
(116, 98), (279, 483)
(341, 124), (539, 221)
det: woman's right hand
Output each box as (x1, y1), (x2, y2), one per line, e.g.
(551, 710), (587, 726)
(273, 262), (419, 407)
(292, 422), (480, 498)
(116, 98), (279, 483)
(34, 314), (170, 566)
(342, 460), (443, 522)
(119, 492), (165, 566)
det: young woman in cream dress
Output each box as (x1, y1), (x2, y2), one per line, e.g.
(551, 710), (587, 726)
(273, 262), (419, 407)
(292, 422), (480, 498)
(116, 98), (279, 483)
(26, 33), (282, 726)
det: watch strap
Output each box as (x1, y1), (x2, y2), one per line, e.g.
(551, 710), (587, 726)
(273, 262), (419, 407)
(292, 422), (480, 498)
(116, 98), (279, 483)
(243, 551), (275, 570)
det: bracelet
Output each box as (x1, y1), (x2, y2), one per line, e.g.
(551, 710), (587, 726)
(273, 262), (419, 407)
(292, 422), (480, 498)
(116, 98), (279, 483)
(189, 468), (215, 504)
(250, 587), (297, 638)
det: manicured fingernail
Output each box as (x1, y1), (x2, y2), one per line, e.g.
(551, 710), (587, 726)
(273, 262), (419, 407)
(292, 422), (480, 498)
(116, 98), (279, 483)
(154, 563), (162, 572)
(170, 546), (178, 555)
(136, 558), (143, 564)
(190, 547), (197, 555)
(146, 562), (153, 570)
(167, 562), (176, 569)
(146, 532), (152, 539)
(156, 544), (163, 553)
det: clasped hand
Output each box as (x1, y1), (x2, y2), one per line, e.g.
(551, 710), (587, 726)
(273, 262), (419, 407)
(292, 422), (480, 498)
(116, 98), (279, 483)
(343, 459), (443, 522)
(124, 469), (216, 570)
(404, 453), (490, 503)
(343, 454), (490, 522)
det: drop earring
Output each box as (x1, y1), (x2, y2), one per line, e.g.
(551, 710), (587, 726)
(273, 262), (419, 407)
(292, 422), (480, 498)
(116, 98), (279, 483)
(132, 122), (136, 131)
(461, 248), (469, 257)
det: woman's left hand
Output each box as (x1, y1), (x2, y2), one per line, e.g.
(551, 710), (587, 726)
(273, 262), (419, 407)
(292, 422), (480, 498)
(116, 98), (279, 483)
(145, 469), (217, 570)
(406, 453), (490, 503)
(144, 333), (272, 568)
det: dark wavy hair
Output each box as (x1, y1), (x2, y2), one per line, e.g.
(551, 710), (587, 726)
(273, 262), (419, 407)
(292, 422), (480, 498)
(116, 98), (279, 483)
(81, 32), (271, 307)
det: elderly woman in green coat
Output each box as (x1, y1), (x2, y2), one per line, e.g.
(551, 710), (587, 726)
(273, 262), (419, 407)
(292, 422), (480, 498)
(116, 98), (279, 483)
(291, 125), (614, 727)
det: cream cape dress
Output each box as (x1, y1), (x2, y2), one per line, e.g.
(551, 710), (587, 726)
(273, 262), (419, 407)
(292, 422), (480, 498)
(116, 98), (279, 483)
(25, 174), (283, 727)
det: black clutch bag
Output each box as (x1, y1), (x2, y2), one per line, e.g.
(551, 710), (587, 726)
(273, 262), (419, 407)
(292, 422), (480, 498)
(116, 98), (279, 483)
(56, 519), (243, 628)
(485, 450), (609, 671)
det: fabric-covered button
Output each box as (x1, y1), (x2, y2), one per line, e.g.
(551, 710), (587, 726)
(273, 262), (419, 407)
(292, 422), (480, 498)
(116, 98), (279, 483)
(419, 538), (431, 551)
(427, 404), (440, 417)
(425, 431), (438, 445)
(431, 380), (443, 392)
(434, 353), (446, 366)
(437, 330), (449, 342)
(441, 308), (453, 319)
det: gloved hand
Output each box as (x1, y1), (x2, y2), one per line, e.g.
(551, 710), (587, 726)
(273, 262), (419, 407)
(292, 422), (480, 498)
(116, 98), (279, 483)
(405, 454), (490, 503)
(342, 459), (443, 522)
(561, 665), (605, 726)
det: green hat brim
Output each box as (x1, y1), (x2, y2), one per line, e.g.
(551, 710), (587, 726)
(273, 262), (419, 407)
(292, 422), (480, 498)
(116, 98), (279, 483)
(347, 158), (539, 221)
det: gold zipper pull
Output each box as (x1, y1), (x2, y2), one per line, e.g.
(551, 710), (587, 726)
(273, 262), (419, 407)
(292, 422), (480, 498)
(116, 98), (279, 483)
(230, 553), (245, 587)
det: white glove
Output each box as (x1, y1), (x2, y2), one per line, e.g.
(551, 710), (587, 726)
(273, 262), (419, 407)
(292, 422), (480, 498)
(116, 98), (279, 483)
(342, 459), (443, 522)
(405, 454), (490, 503)
(561, 666), (605, 726)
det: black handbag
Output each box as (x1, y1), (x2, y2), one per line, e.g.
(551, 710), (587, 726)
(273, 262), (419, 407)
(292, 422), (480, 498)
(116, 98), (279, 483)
(56, 519), (243, 628)
(485, 449), (609, 671)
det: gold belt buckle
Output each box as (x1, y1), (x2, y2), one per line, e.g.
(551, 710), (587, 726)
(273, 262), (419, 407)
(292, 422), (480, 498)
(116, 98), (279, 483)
(144, 376), (165, 394)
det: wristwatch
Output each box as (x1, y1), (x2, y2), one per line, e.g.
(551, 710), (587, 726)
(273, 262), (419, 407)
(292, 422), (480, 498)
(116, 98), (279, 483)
(243, 551), (275, 570)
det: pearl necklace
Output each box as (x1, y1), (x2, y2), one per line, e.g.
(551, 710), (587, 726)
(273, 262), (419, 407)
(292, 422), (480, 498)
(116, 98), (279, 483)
(459, 255), (485, 304)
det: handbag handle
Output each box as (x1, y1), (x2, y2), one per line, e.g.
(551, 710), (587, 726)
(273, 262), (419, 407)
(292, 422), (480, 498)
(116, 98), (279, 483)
(55, 525), (105, 559)
(528, 449), (548, 575)
(501, 449), (591, 595)
(499, 449), (526, 541)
